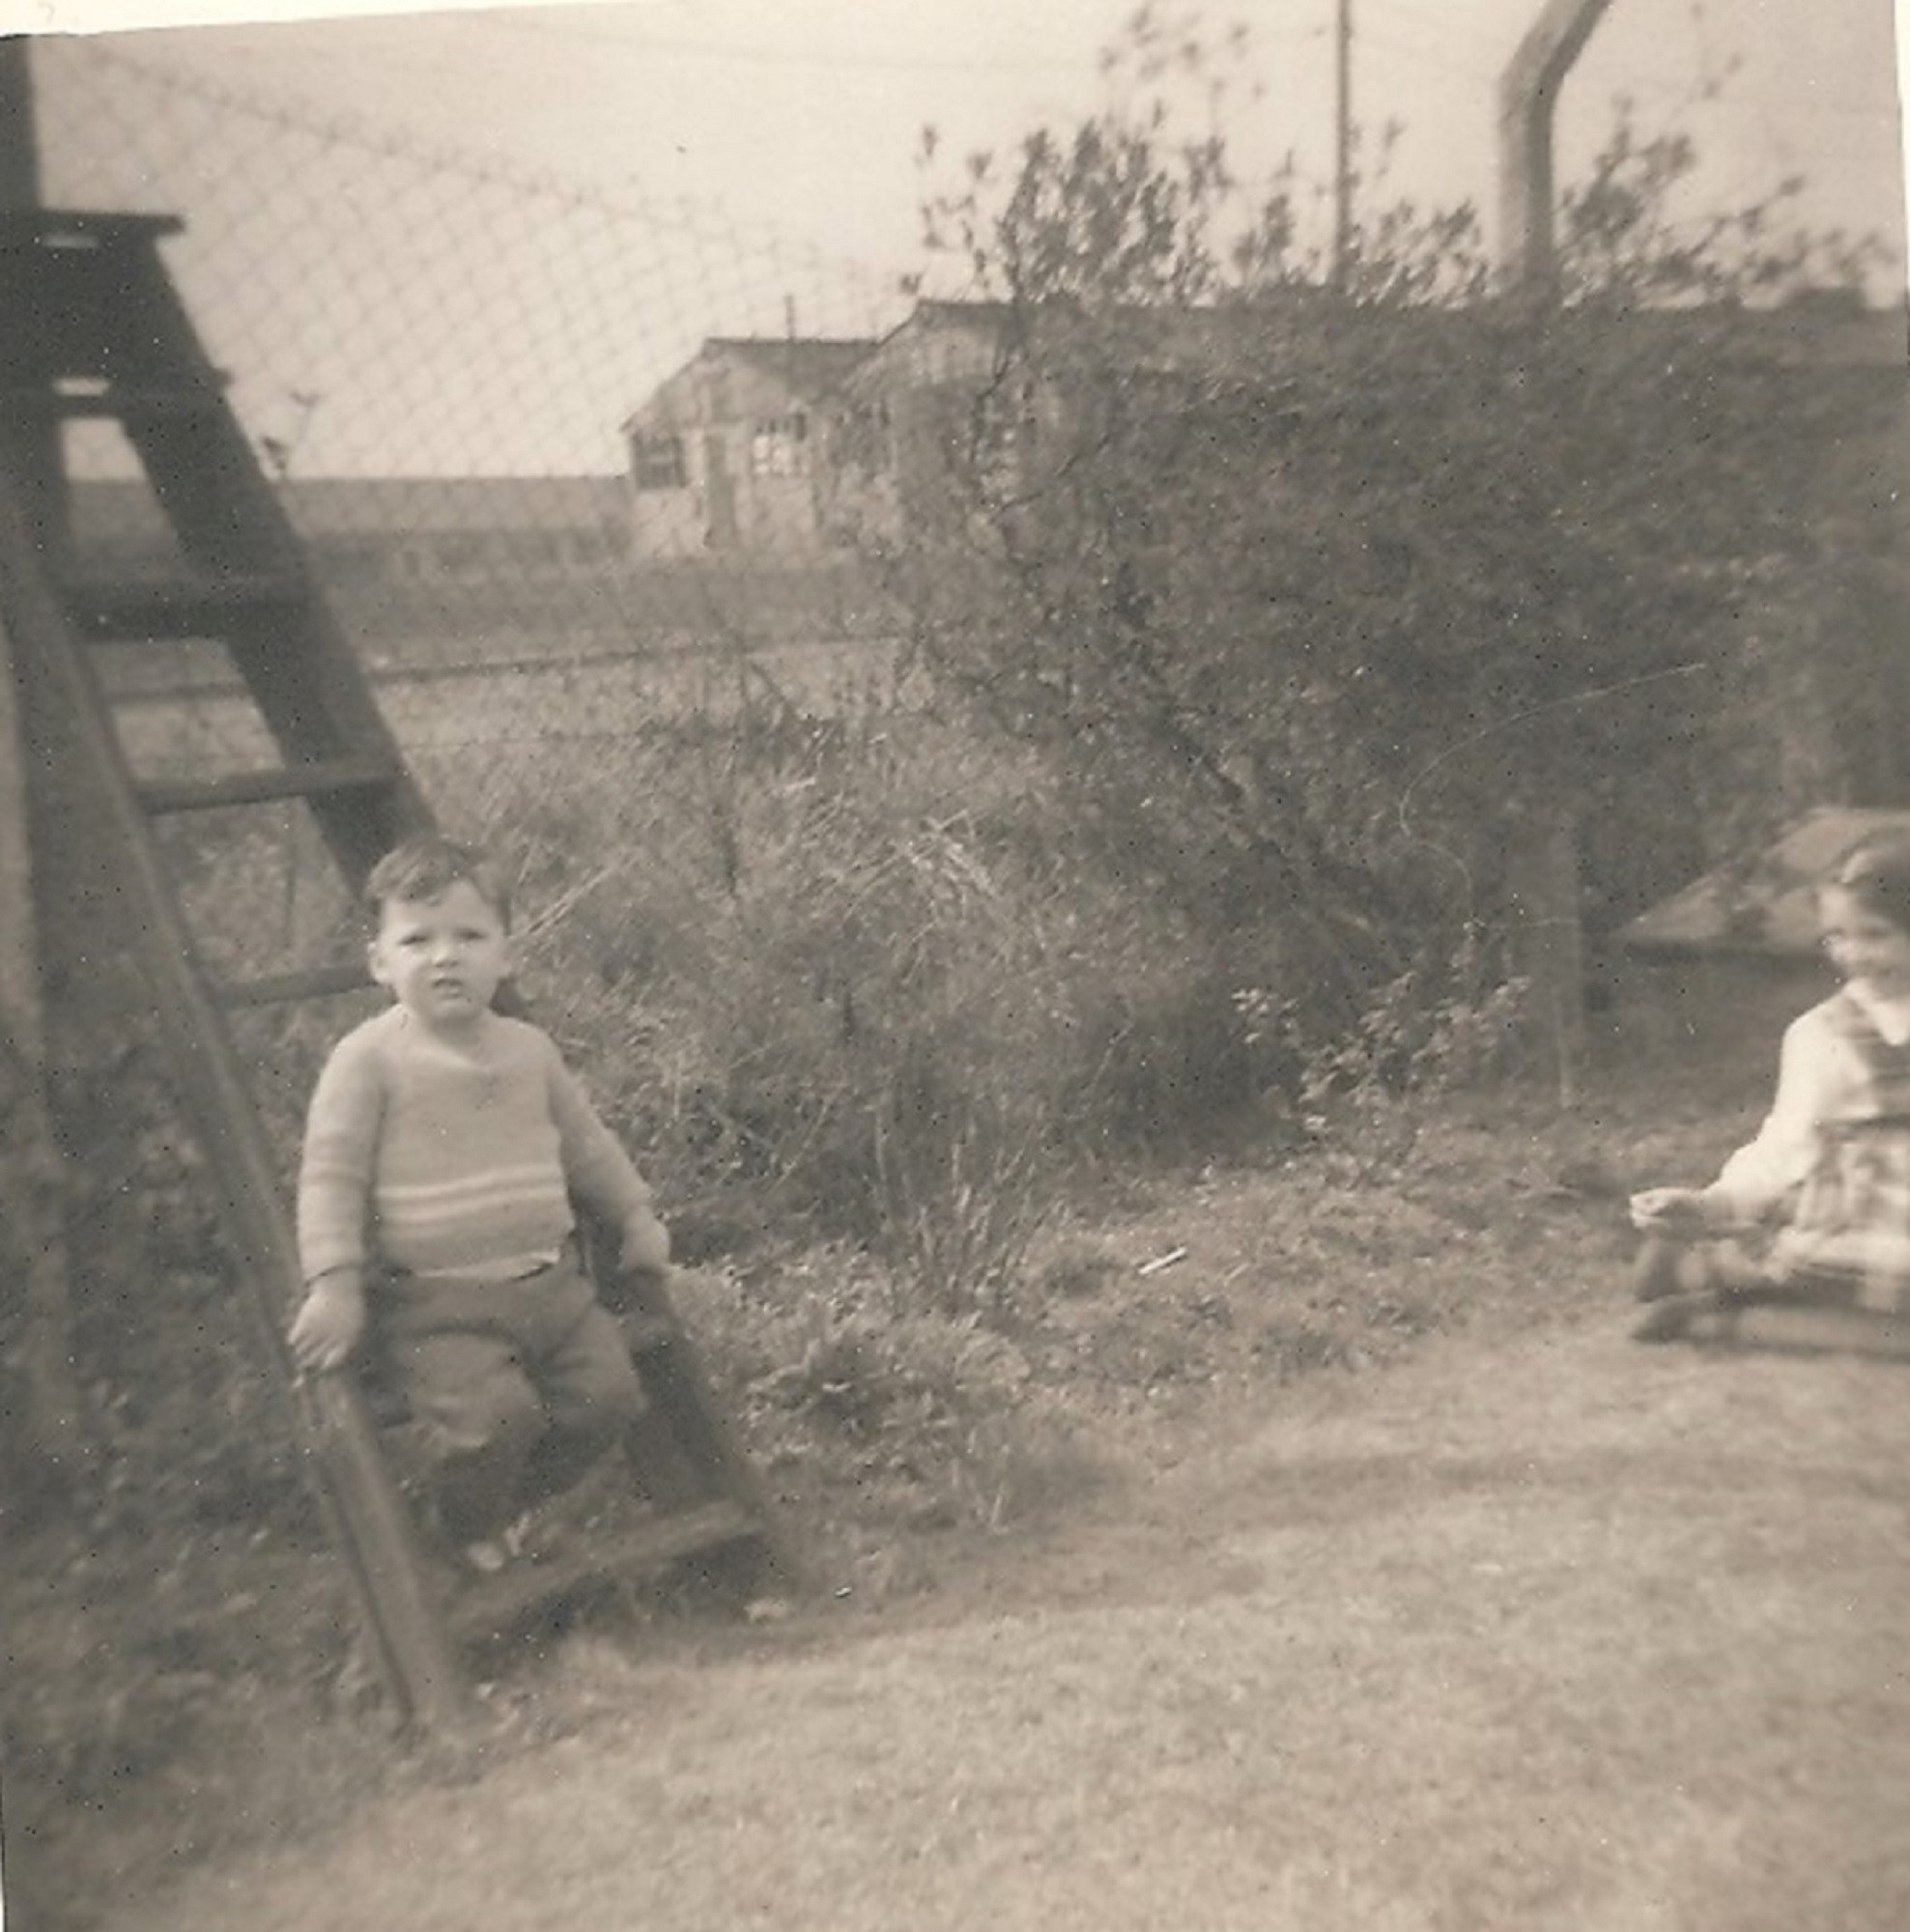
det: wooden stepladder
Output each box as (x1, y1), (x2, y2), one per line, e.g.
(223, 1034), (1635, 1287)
(0, 208), (797, 1732)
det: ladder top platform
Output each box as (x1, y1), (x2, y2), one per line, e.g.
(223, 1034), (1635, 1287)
(0, 210), (185, 249)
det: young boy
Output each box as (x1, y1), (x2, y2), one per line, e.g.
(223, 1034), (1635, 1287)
(289, 835), (670, 1572)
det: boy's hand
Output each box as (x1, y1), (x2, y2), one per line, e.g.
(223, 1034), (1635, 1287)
(616, 1209), (671, 1283)
(1628, 1187), (1718, 1236)
(289, 1272), (366, 1374)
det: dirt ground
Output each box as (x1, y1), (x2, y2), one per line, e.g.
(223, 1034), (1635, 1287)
(71, 1299), (1910, 1932)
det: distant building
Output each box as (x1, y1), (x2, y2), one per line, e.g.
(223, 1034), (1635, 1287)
(67, 473), (634, 586)
(288, 475), (634, 586)
(818, 298), (1321, 548)
(1624, 806), (1910, 961)
(618, 336), (877, 559)
(817, 301), (1015, 549)
(613, 293), (1910, 667)
(821, 291), (1910, 551)
(1615, 805), (1910, 1064)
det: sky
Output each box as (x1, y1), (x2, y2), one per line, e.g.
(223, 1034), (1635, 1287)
(9, 0), (1906, 293)
(4, 1), (1904, 476)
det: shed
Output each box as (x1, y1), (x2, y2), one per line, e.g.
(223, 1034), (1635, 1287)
(619, 336), (877, 558)
(1616, 807), (1910, 1076)
(1621, 807), (1910, 959)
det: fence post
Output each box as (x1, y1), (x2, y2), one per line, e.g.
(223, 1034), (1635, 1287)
(1497, 0), (1616, 298)
(1496, 5), (1614, 1101)
(1505, 801), (1587, 1109)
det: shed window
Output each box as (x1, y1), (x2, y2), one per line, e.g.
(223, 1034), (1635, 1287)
(630, 433), (687, 491)
(751, 412), (809, 478)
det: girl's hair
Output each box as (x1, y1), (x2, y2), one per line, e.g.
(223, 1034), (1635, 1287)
(364, 835), (512, 927)
(1826, 830), (1910, 937)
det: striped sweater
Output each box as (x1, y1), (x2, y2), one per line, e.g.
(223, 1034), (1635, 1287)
(297, 1006), (654, 1284)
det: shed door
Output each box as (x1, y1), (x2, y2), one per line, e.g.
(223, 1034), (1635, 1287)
(702, 432), (737, 552)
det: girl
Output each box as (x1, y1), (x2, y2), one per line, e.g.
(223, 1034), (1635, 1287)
(1629, 829), (1910, 1344)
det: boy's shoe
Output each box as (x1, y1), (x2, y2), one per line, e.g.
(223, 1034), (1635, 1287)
(513, 1455), (636, 1563)
(461, 1537), (510, 1576)
(459, 1512), (533, 1577)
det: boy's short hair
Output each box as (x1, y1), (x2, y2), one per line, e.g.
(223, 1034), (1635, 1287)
(1828, 830), (1910, 939)
(365, 836), (512, 927)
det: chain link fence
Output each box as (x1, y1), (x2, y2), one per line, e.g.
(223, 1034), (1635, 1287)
(5, 39), (1107, 1856)
(32, 33), (915, 781)
(23, 32), (976, 1193)
(18, 31), (1908, 1300)
(19, 35), (1094, 1460)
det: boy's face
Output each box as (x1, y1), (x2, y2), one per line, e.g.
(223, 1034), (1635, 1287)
(368, 880), (511, 1034)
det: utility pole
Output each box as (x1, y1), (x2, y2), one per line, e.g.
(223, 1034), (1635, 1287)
(1497, 0), (1616, 295)
(1332, 0), (1353, 290)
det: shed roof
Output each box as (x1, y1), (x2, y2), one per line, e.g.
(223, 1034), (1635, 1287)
(620, 335), (878, 435)
(855, 291), (1907, 386)
(1621, 806), (1910, 957)
(702, 336), (879, 397)
(849, 296), (1336, 384)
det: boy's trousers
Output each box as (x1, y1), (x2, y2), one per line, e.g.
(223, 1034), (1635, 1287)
(374, 1248), (643, 1544)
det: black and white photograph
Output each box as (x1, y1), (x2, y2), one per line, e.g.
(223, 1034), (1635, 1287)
(2, 3), (1908, 1926)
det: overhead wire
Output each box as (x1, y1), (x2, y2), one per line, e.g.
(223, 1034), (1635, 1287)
(453, 6), (1339, 72)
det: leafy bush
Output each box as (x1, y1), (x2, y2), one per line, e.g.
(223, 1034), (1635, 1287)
(904, 15), (1894, 1059)
(1240, 928), (1529, 1180)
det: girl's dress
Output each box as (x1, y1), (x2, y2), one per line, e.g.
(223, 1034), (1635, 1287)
(1712, 984), (1910, 1314)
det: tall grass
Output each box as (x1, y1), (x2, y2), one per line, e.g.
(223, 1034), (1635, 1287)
(120, 635), (1534, 1332)
(417, 700), (1263, 1310)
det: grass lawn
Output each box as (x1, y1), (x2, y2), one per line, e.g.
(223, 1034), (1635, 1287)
(10, 1060), (1907, 1931)
(63, 1308), (1910, 1932)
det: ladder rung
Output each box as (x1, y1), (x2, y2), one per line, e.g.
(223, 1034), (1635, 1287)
(67, 572), (308, 640)
(215, 961), (374, 1009)
(446, 1499), (763, 1646)
(136, 759), (400, 815)
(0, 210), (185, 249)
(7, 380), (224, 422)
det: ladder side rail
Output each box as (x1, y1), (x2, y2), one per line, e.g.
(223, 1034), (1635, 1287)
(0, 402), (70, 588)
(119, 227), (813, 1582)
(7, 216), (801, 1673)
(615, 1264), (808, 1596)
(0, 463), (469, 1733)
(108, 233), (436, 886)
